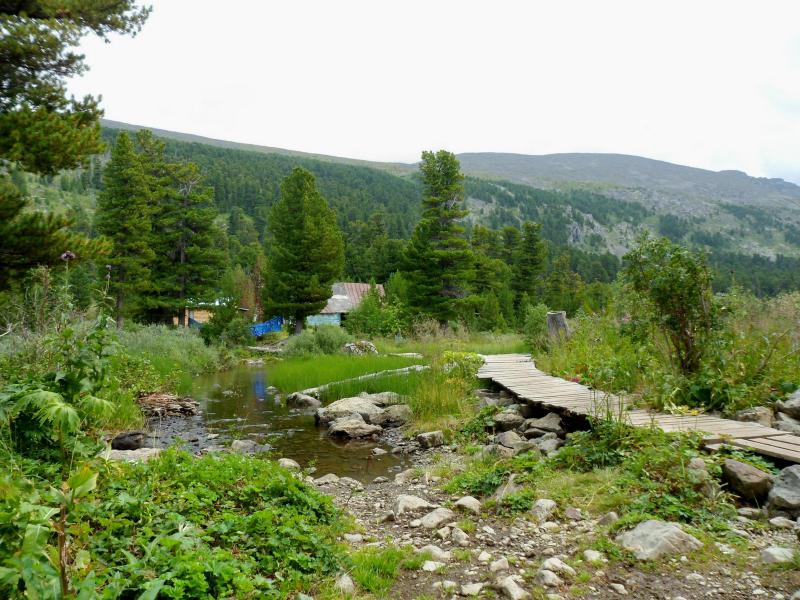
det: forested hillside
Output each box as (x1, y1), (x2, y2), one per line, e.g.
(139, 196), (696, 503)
(20, 125), (800, 296)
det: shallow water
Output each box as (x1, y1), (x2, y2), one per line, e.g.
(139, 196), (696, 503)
(191, 365), (408, 481)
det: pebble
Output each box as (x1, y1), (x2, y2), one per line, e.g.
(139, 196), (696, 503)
(421, 560), (445, 572)
(452, 527), (470, 547)
(610, 583), (628, 595)
(372, 476), (388, 483)
(490, 557), (510, 572)
(534, 569), (563, 587)
(461, 582), (484, 596)
(478, 550), (492, 562)
(583, 549), (605, 562)
(495, 575), (530, 599)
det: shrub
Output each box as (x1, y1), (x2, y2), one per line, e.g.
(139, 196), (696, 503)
(522, 302), (549, 351)
(283, 325), (353, 356)
(343, 285), (404, 337)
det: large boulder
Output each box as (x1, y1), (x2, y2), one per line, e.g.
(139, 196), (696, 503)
(734, 406), (774, 428)
(111, 431), (146, 450)
(616, 520), (703, 560)
(381, 404), (412, 427)
(767, 465), (800, 517)
(417, 430), (445, 448)
(494, 430), (524, 449)
(286, 392), (321, 409)
(328, 413), (382, 438)
(776, 390), (800, 419)
(722, 459), (774, 502)
(360, 391), (404, 407)
(493, 410), (524, 432)
(775, 412), (800, 434)
(315, 396), (386, 425)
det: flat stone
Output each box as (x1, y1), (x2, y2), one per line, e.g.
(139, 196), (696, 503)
(541, 557), (576, 577)
(537, 437), (564, 455)
(344, 533), (363, 543)
(420, 507), (456, 529)
(417, 430), (445, 448)
(419, 544), (451, 562)
(314, 473), (340, 485)
(286, 392), (321, 409)
(490, 557), (510, 572)
(394, 468), (417, 484)
(421, 560), (445, 572)
(761, 546), (794, 564)
(409, 519), (422, 528)
(394, 494), (435, 517)
(495, 430), (524, 449)
(769, 516), (796, 529)
(524, 413), (564, 434)
(230, 439), (258, 453)
(564, 507), (583, 521)
(767, 465), (800, 517)
(531, 498), (557, 523)
(734, 406), (774, 428)
(316, 396), (386, 425)
(496, 575), (531, 599)
(461, 582), (484, 596)
(534, 569), (563, 587)
(455, 495), (482, 514)
(328, 413), (382, 438)
(615, 520), (703, 560)
(436, 526), (451, 539)
(104, 447), (161, 462)
(494, 410), (525, 432)
(278, 458), (301, 470)
(583, 549), (605, 563)
(722, 459), (774, 502)
(338, 476), (363, 489)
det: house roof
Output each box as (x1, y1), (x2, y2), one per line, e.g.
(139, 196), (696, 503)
(320, 282), (384, 314)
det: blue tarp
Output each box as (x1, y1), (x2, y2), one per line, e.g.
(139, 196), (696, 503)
(250, 316), (284, 337)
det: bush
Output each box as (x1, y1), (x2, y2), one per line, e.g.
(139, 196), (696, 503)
(522, 302), (549, 351)
(343, 285), (404, 337)
(283, 325), (353, 356)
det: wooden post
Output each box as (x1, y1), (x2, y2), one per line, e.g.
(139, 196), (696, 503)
(547, 310), (570, 341)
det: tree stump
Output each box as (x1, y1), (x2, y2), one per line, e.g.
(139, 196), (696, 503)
(546, 311), (570, 341)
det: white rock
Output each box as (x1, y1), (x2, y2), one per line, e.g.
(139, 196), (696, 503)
(461, 582), (484, 596)
(541, 557), (576, 577)
(436, 526), (451, 539)
(609, 583), (628, 595)
(393, 494), (435, 517)
(478, 551), (492, 562)
(455, 496), (482, 514)
(313, 473), (340, 486)
(372, 447), (387, 456)
(490, 557), (510, 572)
(583, 549), (605, 563)
(328, 413), (382, 438)
(452, 527), (470, 547)
(394, 468), (417, 484)
(496, 575), (531, 599)
(761, 546), (795, 564)
(541, 521), (560, 533)
(531, 499), (557, 523)
(422, 560), (446, 572)
(769, 516), (796, 529)
(419, 544), (451, 561)
(615, 520), (703, 560)
(277, 457), (301, 470)
(534, 569), (563, 587)
(343, 533), (363, 543)
(105, 447), (161, 462)
(316, 396), (386, 425)
(409, 519), (422, 528)
(421, 507), (456, 529)
(334, 572), (355, 594)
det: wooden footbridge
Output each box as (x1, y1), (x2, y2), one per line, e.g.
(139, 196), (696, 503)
(478, 354), (800, 464)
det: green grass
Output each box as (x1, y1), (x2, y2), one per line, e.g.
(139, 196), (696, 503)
(373, 332), (527, 357)
(406, 367), (479, 433)
(319, 370), (428, 402)
(266, 354), (426, 394)
(348, 546), (422, 595)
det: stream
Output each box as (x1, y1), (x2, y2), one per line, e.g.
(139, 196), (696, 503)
(184, 365), (409, 481)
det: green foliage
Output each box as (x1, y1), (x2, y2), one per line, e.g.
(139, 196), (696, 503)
(405, 356), (479, 430)
(264, 168), (345, 332)
(404, 151), (474, 323)
(343, 284), (404, 337)
(623, 233), (714, 374)
(283, 325), (353, 357)
(348, 546), (416, 595)
(522, 302), (550, 352)
(0, 451), (346, 599)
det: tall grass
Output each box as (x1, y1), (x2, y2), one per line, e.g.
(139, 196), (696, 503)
(266, 354), (426, 393)
(373, 332), (527, 357)
(406, 367), (478, 432)
(319, 371), (427, 402)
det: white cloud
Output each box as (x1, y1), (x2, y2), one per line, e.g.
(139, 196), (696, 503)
(67, 0), (800, 181)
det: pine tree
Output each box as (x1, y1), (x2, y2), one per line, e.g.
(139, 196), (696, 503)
(512, 221), (547, 302)
(403, 151), (474, 324)
(264, 168), (345, 333)
(95, 132), (154, 324)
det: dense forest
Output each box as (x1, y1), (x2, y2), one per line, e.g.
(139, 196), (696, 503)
(21, 126), (800, 300)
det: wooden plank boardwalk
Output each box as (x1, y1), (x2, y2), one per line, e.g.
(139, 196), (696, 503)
(477, 354), (800, 464)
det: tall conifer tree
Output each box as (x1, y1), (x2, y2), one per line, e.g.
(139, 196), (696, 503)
(512, 221), (547, 303)
(95, 132), (154, 324)
(403, 150), (473, 324)
(264, 168), (345, 333)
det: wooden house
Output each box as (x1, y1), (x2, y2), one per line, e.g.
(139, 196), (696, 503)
(306, 282), (384, 327)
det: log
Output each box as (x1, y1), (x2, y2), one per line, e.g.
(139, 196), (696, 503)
(546, 311), (570, 341)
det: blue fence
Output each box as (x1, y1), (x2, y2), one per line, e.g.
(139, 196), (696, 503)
(250, 316), (284, 337)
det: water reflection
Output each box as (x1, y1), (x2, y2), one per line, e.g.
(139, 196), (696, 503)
(192, 366), (407, 482)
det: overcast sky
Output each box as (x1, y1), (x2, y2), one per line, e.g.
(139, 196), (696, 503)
(68, 1), (800, 182)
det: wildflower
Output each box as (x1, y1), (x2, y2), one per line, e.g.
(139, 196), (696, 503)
(60, 250), (76, 261)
